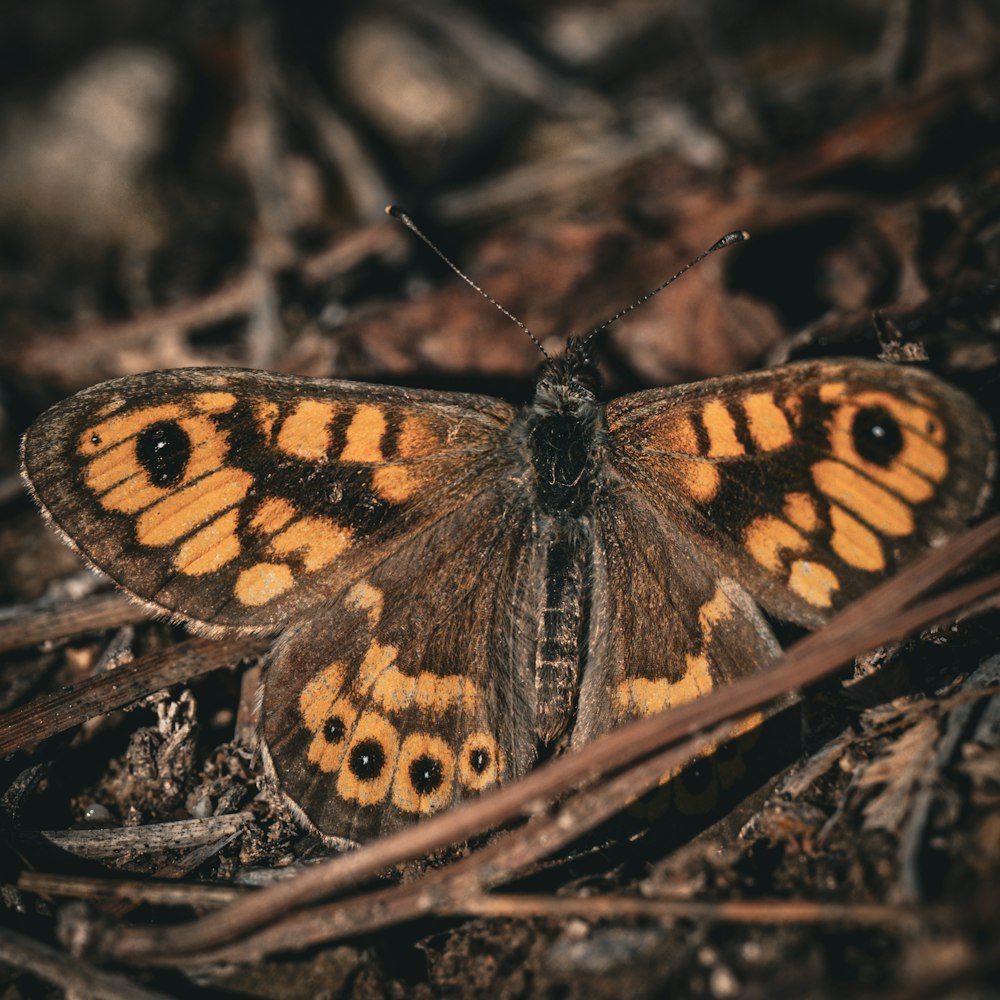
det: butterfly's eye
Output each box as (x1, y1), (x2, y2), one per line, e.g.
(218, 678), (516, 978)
(136, 420), (191, 487)
(409, 754), (444, 794)
(851, 406), (903, 467)
(349, 738), (386, 780)
(468, 747), (491, 774)
(323, 715), (346, 744)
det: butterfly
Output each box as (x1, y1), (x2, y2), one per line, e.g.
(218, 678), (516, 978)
(20, 242), (994, 843)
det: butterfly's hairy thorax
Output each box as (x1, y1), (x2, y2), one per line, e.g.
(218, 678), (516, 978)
(517, 350), (608, 743)
(524, 351), (607, 517)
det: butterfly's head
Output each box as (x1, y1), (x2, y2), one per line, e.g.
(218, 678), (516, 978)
(533, 337), (601, 413)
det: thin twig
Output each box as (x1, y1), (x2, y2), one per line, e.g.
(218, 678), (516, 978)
(16, 870), (246, 909)
(451, 892), (949, 928)
(0, 635), (269, 755)
(0, 926), (172, 1000)
(0, 591), (144, 655)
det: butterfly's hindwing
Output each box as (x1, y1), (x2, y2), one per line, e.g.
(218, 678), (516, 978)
(262, 486), (542, 841)
(575, 490), (781, 744)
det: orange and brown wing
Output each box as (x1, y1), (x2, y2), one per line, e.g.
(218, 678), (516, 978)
(21, 367), (515, 632)
(262, 483), (542, 842)
(574, 491), (781, 746)
(571, 358), (992, 751)
(604, 358), (993, 627)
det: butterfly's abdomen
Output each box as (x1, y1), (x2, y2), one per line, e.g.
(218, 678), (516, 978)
(534, 529), (589, 744)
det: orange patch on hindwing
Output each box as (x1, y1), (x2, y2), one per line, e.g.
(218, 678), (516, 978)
(345, 582), (384, 626)
(392, 733), (456, 814)
(371, 665), (481, 716)
(299, 662), (356, 774)
(458, 732), (504, 791)
(307, 697), (358, 773)
(357, 640), (398, 692)
(615, 586), (733, 715)
(336, 713), (400, 806)
(299, 661), (349, 730)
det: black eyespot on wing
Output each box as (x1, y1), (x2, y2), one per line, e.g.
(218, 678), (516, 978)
(852, 406), (903, 466)
(323, 715), (346, 744)
(136, 420), (191, 487)
(679, 758), (714, 797)
(468, 747), (490, 774)
(410, 755), (444, 794)
(349, 739), (385, 780)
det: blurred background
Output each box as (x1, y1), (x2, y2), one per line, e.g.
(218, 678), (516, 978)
(0, 2), (996, 390)
(0, 2), (998, 996)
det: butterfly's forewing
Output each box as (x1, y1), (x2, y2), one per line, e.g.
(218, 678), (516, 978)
(21, 367), (515, 632)
(604, 359), (993, 629)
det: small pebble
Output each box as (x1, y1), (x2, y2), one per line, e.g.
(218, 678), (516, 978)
(710, 965), (740, 998)
(83, 803), (111, 823)
(190, 796), (213, 819)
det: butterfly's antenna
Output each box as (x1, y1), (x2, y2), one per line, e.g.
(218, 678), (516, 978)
(580, 229), (750, 349)
(387, 205), (550, 359)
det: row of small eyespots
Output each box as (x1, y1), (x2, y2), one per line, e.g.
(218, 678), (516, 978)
(308, 707), (503, 814)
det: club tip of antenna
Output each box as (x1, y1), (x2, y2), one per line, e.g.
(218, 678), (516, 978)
(386, 204), (405, 221)
(715, 229), (750, 250)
